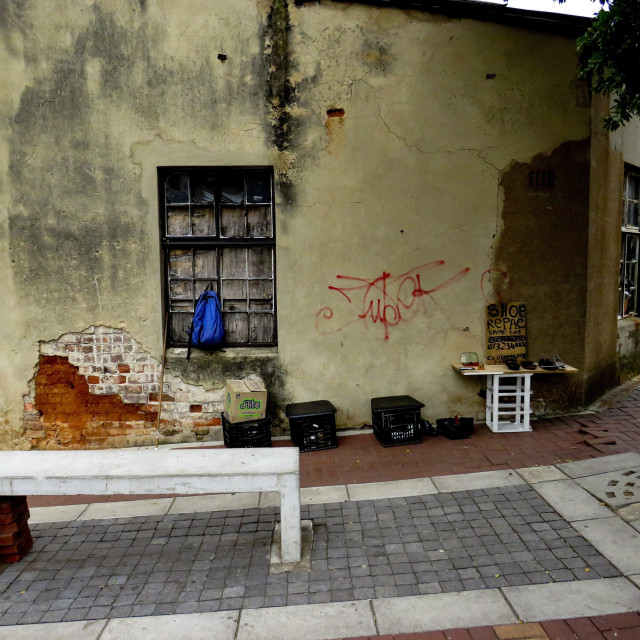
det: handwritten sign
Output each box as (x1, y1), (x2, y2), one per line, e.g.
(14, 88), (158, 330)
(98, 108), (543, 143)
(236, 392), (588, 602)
(486, 302), (526, 364)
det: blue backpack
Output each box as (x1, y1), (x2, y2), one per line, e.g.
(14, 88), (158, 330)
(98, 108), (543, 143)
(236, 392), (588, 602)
(187, 283), (224, 359)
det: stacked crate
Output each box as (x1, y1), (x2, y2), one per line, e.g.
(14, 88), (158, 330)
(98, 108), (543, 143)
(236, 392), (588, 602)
(0, 496), (33, 563)
(222, 415), (272, 448)
(223, 380), (271, 448)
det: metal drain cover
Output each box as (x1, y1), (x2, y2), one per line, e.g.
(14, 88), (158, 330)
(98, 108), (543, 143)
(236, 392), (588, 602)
(576, 468), (640, 509)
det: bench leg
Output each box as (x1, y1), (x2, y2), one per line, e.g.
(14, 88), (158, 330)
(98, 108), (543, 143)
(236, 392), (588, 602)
(279, 478), (301, 564)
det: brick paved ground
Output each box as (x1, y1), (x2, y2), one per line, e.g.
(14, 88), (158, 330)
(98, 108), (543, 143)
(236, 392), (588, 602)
(3, 380), (640, 636)
(340, 611), (640, 639)
(25, 379), (640, 509)
(0, 484), (620, 626)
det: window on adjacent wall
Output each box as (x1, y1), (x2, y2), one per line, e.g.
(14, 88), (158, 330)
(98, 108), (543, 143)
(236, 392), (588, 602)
(159, 167), (276, 347)
(619, 168), (640, 318)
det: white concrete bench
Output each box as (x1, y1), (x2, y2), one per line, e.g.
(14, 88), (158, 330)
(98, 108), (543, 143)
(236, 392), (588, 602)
(0, 448), (302, 563)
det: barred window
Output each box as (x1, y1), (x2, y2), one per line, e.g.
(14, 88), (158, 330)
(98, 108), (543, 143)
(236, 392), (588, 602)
(619, 168), (640, 318)
(160, 167), (276, 347)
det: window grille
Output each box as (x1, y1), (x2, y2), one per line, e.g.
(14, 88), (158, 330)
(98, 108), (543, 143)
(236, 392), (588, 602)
(619, 168), (640, 318)
(159, 168), (276, 347)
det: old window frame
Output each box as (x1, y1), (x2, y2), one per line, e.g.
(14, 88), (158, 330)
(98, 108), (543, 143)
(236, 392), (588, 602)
(159, 166), (277, 348)
(619, 167), (640, 318)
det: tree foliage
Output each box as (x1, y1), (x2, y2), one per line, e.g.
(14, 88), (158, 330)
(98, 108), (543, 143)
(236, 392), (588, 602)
(575, 0), (640, 130)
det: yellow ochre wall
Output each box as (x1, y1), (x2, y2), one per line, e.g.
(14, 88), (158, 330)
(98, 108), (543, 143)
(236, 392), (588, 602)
(0, 0), (629, 447)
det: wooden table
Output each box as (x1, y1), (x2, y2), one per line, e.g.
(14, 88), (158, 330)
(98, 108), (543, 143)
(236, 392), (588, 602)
(451, 363), (577, 433)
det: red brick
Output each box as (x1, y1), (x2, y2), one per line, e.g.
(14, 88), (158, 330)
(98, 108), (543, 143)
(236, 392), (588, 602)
(0, 500), (29, 524)
(140, 404), (159, 413)
(603, 629), (640, 640)
(0, 526), (29, 546)
(87, 375), (100, 384)
(566, 617), (605, 640)
(400, 632), (447, 640)
(591, 612), (640, 631)
(0, 512), (30, 535)
(494, 622), (546, 639)
(117, 364), (131, 373)
(469, 627), (500, 640)
(0, 529), (33, 556)
(444, 630), (473, 640)
(190, 405), (203, 413)
(0, 496), (28, 515)
(194, 417), (222, 427)
(150, 393), (174, 402)
(533, 620), (575, 640)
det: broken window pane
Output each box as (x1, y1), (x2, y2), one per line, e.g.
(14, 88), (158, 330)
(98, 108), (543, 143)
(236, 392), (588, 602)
(246, 171), (271, 204)
(166, 173), (189, 204)
(220, 171), (244, 204)
(191, 172), (216, 204)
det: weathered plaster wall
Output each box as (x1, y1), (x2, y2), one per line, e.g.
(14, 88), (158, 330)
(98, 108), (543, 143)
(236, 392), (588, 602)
(282, 3), (592, 421)
(0, 0), (596, 447)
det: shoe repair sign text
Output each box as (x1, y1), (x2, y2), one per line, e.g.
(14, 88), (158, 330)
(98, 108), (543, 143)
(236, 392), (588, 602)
(486, 302), (527, 363)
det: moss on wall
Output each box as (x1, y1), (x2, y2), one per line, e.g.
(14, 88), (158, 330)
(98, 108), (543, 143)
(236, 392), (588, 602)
(166, 351), (291, 423)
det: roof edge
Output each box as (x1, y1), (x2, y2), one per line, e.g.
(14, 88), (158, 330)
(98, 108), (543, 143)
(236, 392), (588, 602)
(294, 0), (593, 37)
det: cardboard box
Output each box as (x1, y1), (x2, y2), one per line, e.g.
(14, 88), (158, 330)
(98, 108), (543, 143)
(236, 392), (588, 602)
(224, 379), (267, 423)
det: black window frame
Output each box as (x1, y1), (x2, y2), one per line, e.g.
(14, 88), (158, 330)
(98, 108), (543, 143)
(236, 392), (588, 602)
(619, 167), (640, 319)
(159, 166), (277, 348)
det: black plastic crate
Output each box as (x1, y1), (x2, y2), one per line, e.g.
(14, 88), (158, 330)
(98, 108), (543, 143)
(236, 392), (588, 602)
(371, 395), (424, 447)
(222, 415), (272, 448)
(286, 400), (337, 452)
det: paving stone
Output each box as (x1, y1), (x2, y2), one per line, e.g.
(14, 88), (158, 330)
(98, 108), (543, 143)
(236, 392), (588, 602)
(1, 484), (621, 627)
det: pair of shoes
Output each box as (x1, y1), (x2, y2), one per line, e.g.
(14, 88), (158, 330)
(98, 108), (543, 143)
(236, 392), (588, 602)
(520, 360), (536, 370)
(553, 354), (566, 369)
(503, 356), (520, 371)
(538, 358), (558, 370)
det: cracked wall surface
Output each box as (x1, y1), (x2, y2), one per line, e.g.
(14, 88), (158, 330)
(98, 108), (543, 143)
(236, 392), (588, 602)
(0, 0), (629, 447)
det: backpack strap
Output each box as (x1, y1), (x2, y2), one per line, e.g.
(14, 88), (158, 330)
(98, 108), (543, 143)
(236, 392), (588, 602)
(187, 321), (194, 360)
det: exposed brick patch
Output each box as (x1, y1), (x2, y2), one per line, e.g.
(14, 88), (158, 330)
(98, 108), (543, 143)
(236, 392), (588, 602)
(24, 327), (230, 449)
(30, 355), (155, 448)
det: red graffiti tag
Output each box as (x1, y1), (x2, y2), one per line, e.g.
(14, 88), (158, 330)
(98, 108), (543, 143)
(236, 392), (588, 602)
(316, 261), (470, 340)
(480, 268), (510, 304)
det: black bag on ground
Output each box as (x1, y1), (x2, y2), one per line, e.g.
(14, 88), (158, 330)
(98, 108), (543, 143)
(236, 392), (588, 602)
(436, 417), (474, 440)
(422, 420), (438, 437)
